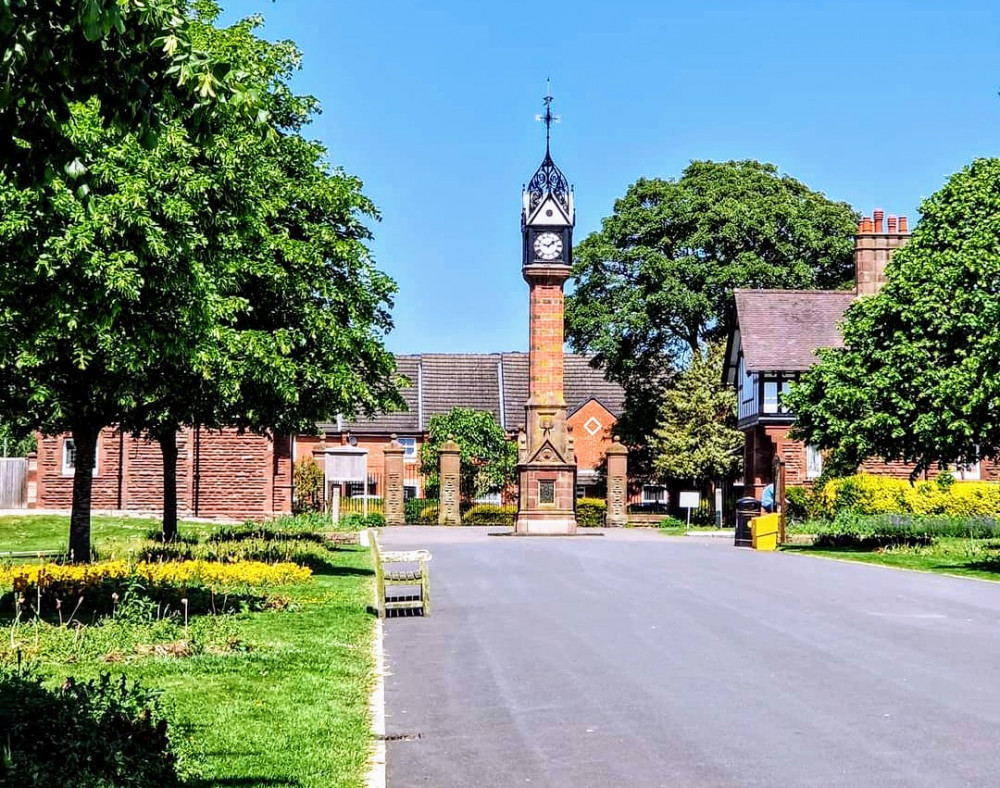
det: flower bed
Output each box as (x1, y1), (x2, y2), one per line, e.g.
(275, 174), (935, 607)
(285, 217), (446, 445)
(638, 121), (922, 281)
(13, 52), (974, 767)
(1, 559), (311, 601)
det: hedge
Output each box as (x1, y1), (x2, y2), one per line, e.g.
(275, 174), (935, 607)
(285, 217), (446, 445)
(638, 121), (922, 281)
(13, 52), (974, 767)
(461, 504), (516, 525)
(576, 498), (606, 527)
(810, 473), (1000, 518)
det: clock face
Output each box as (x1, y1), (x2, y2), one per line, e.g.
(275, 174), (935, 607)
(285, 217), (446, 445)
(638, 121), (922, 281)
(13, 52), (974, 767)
(533, 232), (563, 261)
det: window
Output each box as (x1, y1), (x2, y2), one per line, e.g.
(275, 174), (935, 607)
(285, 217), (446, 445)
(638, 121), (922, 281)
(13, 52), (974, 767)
(763, 380), (779, 413)
(397, 437), (417, 461)
(403, 485), (418, 500)
(955, 461), (981, 481)
(806, 445), (823, 479)
(761, 374), (796, 415)
(62, 438), (98, 476)
(641, 485), (668, 504)
(576, 485), (588, 499)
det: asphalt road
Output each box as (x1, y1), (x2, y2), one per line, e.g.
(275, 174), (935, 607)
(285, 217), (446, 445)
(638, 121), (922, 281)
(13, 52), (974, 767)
(380, 527), (1000, 787)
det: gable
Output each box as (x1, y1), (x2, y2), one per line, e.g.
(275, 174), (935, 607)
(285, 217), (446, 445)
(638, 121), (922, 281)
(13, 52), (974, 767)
(734, 289), (856, 373)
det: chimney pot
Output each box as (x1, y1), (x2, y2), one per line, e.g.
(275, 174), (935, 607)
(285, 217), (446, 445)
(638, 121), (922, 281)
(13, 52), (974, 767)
(887, 215), (897, 233)
(899, 216), (909, 233)
(861, 217), (873, 233)
(873, 209), (884, 233)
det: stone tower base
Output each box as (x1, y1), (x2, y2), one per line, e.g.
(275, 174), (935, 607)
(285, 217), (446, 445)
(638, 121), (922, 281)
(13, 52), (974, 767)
(514, 462), (577, 535)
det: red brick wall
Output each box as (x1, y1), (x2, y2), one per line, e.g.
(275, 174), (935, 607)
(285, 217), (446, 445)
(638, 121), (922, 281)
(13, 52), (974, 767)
(567, 399), (617, 472)
(743, 423), (1000, 499)
(34, 427), (292, 520)
(527, 276), (566, 402)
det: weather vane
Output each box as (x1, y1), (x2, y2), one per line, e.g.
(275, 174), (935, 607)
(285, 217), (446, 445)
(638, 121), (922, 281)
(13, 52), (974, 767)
(534, 78), (560, 154)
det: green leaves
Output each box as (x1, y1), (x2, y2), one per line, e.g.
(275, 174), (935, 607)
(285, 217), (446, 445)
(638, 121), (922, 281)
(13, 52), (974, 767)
(418, 409), (517, 500)
(652, 343), (743, 483)
(566, 159), (858, 461)
(788, 158), (1000, 473)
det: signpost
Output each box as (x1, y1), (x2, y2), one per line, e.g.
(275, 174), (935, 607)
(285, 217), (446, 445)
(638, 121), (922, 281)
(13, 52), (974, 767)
(679, 491), (701, 528)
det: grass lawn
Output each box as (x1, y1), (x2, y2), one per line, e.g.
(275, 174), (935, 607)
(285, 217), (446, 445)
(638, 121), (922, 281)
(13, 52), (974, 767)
(784, 537), (1000, 582)
(0, 513), (223, 555)
(0, 514), (377, 787)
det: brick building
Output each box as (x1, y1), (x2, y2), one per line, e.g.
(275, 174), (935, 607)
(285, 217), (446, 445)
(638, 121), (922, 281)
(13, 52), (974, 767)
(304, 352), (625, 501)
(724, 209), (1000, 496)
(30, 353), (623, 518)
(32, 427), (293, 520)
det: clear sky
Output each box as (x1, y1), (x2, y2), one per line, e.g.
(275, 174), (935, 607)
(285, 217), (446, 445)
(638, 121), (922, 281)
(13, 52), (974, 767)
(222, 0), (1000, 355)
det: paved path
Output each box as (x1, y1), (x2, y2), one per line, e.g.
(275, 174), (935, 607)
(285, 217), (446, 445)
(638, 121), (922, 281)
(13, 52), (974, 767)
(381, 527), (1000, 787)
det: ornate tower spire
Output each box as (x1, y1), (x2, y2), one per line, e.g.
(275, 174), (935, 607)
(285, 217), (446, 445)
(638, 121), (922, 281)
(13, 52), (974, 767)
(515, 84), (578, 535)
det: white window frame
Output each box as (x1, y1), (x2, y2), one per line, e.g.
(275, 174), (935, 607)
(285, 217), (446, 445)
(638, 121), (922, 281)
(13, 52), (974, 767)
(805, 444), (823, 479)
(396, 437), (417, 462)
(641, 485), (668, 504)
(955, 460), (981, 481)
(62, 437), (98, 477)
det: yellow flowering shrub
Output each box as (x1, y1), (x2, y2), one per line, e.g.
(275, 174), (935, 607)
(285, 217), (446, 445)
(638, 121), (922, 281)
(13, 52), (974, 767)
(814, 473), (1000, 518)
(0, 559), (311, 598)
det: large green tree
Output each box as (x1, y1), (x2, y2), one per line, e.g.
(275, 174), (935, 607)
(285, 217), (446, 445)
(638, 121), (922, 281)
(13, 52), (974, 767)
(418, 409), (517, 501)
(0, 7), (402, 555)
(0, 99), (223, 559)
(566, 160), (858, 461)
(126, 12), (403, 539)
(651, 343), (743, 503)
(787, 158), (1000, 478)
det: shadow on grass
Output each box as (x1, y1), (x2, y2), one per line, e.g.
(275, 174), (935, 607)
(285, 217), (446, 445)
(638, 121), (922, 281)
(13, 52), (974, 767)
(309, 563), (373, 578)
(186, 779), (300, 787)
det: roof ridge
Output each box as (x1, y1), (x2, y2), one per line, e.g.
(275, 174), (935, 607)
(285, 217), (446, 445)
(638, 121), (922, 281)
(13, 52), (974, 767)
(734, 288), (856, 296)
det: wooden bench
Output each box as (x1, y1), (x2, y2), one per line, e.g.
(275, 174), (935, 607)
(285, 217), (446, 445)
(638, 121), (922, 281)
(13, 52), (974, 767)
(369, 530), (431, 618)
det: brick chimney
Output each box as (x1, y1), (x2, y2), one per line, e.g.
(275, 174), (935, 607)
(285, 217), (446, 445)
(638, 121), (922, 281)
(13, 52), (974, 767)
(855, 209), (911, 295)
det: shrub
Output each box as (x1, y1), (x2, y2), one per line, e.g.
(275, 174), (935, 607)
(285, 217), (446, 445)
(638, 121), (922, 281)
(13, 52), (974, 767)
(785, 486), (810, 521)
(576, 498), (606, 527)
(0, 560), (311, 613)
(0, 667), (185, 787)
(689, 501), (716, 526)
(461, 504), (516, 525)
(138, 537), (336, 573)
(418, 504), (439, 523)
(292, 458), (324, 513)
(658, 515), (686, 530)
(808, 511), (1000, 548)
(812, 473), (1000, 518)
(404, 498), (437, 524)
(335, 512), (384, 530)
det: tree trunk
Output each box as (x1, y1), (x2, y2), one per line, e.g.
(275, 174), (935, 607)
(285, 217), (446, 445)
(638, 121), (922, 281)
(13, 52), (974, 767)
(69, 425), (100, 563)
(158, 428), (179, 542)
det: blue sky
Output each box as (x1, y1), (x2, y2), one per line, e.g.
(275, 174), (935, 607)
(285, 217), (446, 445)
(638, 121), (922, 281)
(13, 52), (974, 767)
(223, 0), (1000, 354)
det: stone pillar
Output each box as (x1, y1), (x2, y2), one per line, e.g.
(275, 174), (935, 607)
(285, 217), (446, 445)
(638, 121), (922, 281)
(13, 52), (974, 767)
(383, 435), (405, 526)
(605, 436), (628, 528)
(438, 437), (461, 526)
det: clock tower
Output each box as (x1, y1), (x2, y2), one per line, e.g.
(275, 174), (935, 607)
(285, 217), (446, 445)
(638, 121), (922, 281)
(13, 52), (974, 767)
(515, 90), (578, 534)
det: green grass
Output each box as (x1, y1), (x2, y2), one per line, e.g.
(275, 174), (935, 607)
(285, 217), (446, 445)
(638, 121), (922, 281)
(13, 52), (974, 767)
(784, 537), (1000, 582)
(0, 514), (229, 555)
(0, 515), (377, 787)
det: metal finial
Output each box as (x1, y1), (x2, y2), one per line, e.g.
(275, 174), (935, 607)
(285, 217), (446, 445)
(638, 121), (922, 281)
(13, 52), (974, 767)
(535, 78), (560, 155)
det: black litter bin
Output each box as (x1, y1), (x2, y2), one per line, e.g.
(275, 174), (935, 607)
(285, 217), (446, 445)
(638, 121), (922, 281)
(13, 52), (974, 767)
(735, 497), (761, 547)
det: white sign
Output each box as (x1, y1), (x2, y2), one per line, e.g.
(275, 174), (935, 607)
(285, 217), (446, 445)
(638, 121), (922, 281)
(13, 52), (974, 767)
(678, 491), (700, 509)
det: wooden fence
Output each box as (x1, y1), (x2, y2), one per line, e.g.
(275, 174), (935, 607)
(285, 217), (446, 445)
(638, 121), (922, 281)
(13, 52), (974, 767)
(0, 458), (28, 509)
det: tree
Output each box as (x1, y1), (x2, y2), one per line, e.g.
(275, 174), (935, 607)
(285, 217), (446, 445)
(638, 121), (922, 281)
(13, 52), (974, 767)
(0, 99), (223, 559)
(566, 160), (858, 460)
(0, 5), (403, 555)
(1, 0), (240, 185)
(418, 409), (517, 501)
(124, 12), (403, 539)
(786, 158), (1000, 478)
(651, 343), (743, 505)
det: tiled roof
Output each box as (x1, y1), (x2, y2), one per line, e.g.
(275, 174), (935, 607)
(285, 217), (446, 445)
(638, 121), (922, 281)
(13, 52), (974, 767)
(335, 353), (624, 435)
(735, 289), (856, 372)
